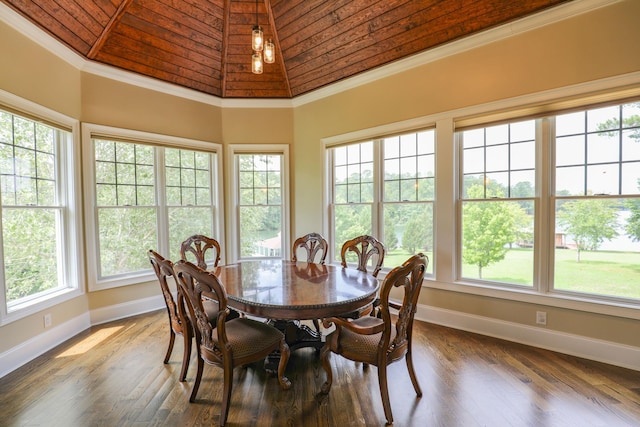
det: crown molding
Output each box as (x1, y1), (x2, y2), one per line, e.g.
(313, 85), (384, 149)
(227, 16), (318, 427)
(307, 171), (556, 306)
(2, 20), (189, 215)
(1, 0), (623, 109)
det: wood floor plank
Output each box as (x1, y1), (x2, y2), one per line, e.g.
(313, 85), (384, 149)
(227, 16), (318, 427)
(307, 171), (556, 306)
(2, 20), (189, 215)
(1, 309), (639, 427)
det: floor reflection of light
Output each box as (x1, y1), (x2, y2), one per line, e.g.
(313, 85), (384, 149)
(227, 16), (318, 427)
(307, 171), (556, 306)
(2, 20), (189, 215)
(55, 326), (123, 357)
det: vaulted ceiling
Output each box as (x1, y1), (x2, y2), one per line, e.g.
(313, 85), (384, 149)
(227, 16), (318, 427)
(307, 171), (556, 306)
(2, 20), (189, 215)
(3, 0), (571, 99)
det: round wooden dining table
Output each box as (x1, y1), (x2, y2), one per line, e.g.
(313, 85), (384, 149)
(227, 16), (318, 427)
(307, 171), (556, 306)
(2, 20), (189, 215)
(213, 259), (379, 365)
(215, 259), (379, 319)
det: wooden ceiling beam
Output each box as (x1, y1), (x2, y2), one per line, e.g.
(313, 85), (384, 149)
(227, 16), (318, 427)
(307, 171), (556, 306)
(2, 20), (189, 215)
(265, 0), (291, 98)
(88, 0), (133, 59)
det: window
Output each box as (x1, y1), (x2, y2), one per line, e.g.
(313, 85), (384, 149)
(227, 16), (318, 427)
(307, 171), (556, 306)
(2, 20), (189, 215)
(0, 106), (82, 321)
(459, 120), (536, 286)
(553, 103), (640, 300)
(329, 130), (435, 273)
(229, 145), (289, 261)
(456, 101), (640, 302)
(83, 124), (223, 290)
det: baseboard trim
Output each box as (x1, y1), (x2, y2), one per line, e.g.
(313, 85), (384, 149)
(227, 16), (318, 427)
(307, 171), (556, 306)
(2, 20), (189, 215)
(89, 294), (165, 325)
(416, 305), (640, 372)
(0, 312), (90, 379)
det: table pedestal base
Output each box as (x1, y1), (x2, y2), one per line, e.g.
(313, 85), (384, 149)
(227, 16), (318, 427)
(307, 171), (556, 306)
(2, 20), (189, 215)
(264, 319), (323, 372)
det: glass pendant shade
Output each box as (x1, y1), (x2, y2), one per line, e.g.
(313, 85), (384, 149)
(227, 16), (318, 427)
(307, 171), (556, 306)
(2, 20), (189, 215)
(252, 51), (263, 74)
(252, 26), (264, 52)
(264, 39), (275, 64)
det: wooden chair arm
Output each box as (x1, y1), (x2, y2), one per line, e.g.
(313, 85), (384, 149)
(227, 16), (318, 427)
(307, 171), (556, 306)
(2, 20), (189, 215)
(388, 299), (402, 311)
(323, 315), (384, 335)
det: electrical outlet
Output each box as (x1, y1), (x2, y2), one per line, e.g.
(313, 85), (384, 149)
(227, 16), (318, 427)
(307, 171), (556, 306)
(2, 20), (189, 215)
(44, 313), (52, 328)
(536, 311), (547, 325)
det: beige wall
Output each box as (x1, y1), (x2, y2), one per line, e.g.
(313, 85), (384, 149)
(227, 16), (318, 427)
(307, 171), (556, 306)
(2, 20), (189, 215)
(1, 1), (639, 358)
(81, 74), (223, 142)
(0, 21), (81, 118)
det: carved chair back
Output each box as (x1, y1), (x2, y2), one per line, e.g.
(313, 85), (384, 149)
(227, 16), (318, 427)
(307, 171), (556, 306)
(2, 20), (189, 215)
(340, 235), (386, 277)
(292, 232), (328, 264)
(180, 234), (221, 270)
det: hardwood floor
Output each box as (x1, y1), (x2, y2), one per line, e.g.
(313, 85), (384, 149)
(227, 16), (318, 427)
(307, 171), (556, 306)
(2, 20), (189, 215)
(1, 309), (639, 426)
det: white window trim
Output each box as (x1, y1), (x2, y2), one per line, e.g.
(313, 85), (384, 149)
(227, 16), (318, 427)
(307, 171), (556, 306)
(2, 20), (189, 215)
(82, 123), (224, 291)
(322, 72), (640, 321)
(227, 144), (290, 263)
(0, 89), (84, 325)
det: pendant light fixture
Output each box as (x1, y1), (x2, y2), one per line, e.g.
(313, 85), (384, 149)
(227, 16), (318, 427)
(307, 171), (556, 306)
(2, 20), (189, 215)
(251, 0), (274, 74)
(264, 39), (275, 64)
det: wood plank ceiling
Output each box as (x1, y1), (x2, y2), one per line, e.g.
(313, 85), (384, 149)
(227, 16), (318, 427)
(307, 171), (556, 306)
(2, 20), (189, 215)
(3, 0), (571, 99)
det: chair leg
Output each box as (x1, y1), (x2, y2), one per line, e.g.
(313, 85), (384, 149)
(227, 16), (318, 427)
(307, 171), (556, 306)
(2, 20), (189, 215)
(219, 361), (234, 427)
(189, 352), (204, 402)
(319, 345), (333, 394)
(277, 339), (292, 390)
(405, 351), (422, 397)
(164, 329), (175, 364)
(179, 329), (191, 382)
(377, 365), (393, 425)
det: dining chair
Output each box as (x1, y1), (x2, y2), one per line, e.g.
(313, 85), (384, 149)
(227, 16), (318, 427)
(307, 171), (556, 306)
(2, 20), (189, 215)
(180, 234), (242, 320)
(148, 250), (193, 382)
(340, 235), (386, 317)
(292, 232), (328, 264)
(340, 234), (385, 277)
(320, 253), (428, 425)
(149, 250), (238, 382)
(292, 232), (329, 334)
(173, 260), (291, 426)
(180, 234), (222, 270)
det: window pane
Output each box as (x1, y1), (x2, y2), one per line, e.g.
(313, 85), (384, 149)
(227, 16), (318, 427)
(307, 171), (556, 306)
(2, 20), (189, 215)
(485, 144), (508, 172)
(556, 111), (585, 136)
(239, 205), (281, 258)
(586, 163), (618, 195)
(461, 200), (534, 286)
(463, 147), (484, 174)
(554, 198), (640, 299)
(587, 105), (620, 132)
(510, 170), (535, 197)
(237, 153), (283, 259)
(165, 148), (212, 207)
(384, 158), (400, 182)
(556, 105), (636, 197)
(383, 203), (433, 274)
(587, 131), (619, 164)
(510, 120), (535, 142)
(556, 135), (585, 166)
(334, 142), (373, 203)
(98, 207), (157, 277)
(462, 128), (484, 148)
(622, 129), (640, 161)
(3, 208), (60, 303)
(168, 206), (213, 261)
(486, 124), (509, 145)
(510, 141), (535, 170)
(334, 204), (372, 261)
(462, 120), (535, 199)
(417, 154), (434, 178)
(400, 134), (417, 156)
(332, 133), (434, 273)
(95, 140), (155, 206)
(621, 163), (640, 194)
(383, 130), (435, 203)
(556, 166), (584, 196)
(0, 111), (70, 306)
